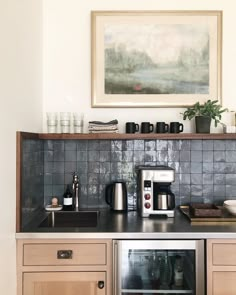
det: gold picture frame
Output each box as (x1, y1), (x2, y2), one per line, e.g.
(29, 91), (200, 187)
(91, 11), (222, 108)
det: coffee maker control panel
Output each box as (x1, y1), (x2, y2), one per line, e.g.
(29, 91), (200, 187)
(144, 180), (151, 190)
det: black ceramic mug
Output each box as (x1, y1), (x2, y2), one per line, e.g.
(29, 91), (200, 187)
(156, 122), (169, 133)
(141, 122), (154, 133)
(126, 122), (139, 133)
(169, 122), (184, 133)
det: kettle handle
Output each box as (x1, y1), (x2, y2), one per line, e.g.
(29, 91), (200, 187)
(105, 183), (113, 206)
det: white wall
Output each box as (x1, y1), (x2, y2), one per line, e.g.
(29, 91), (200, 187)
(0, 0), (42, 294)
(43, 0), (236, 133)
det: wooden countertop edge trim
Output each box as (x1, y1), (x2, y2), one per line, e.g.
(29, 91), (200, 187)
(37, 132), (236, 140)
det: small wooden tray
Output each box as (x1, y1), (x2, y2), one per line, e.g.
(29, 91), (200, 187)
(189, 203), (222, 217)
(179, 205), (236, 224)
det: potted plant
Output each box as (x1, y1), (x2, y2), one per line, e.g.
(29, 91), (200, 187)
(181, 100), (228, 133)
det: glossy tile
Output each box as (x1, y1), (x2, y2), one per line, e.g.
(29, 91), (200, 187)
(202, 140), (213, 151)
(202, 174), (213, 185)
(168, 140), (180, 151)
(191, 151), (202, 162)
(214, 174), (225, 184)
(77, 140), (88, 151)
(214, 140), (225, 150)
(180, 150), (190, 162)
(76, 150), (87, 161)
(226, 151), (236, 162)
(64, 161), (76, 173)
(39, 138), (236, 209)
(213, 151), (225, 162)
(156, 140), (168, 150)
(203, 151), (213, 163)
(134, 140), (145, 151)
(65, 150), (76, 162)
(65, 140), (77, 151)
(191, 140), (202, 150)
(111, 140), (122, 151)
(144, 140), (156, 151)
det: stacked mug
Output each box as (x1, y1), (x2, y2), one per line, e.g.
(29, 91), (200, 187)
(46, 112), (84, 133)
(46, 112), (58, 133)
(60, 112), (71, 133)
(73, 112), (84, 133)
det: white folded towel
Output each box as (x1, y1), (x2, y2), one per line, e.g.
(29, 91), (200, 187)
(89, 129), (119, 133)
(88, 124), (118, 131)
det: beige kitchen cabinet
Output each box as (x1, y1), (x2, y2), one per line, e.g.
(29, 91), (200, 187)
(17, 239), (112, 295)
(24, 272), (106, 295)
(207, 239), (236, 295)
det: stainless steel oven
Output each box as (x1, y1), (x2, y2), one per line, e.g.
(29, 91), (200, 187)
(113, 240), (205, 295)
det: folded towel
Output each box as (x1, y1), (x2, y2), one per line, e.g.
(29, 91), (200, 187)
(89, 129), (119, 133)
(88, 125), (118, 131)
(89, 123), (118, 127)
(88, 119), (118, 125)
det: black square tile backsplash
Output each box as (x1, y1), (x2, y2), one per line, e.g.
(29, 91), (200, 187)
(22, 139), (44, 227)
(21, 139), (236, 214)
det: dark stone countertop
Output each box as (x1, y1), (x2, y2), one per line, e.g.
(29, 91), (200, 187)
(15, 207), (236, 239)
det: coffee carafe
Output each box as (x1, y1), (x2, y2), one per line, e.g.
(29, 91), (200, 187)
(155, 187), (175, 210)
(105, 181), (128, 211)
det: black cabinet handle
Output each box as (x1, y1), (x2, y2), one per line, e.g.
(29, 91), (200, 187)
(57, 250), (73, 259)
(98, 281), (105, 289)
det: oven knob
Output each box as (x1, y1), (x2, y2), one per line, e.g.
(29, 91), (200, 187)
(144, 202), (151, 209)
(144, 193), (151, 200)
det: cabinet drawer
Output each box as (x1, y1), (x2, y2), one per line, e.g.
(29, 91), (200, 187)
(23, 243), (106, 266)
(212, 243), (236, 265)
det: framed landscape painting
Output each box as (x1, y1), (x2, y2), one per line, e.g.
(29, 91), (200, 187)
(91, 11), (222, 107)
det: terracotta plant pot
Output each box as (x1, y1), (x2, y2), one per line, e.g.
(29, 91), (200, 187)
(195, 116), (211, 133)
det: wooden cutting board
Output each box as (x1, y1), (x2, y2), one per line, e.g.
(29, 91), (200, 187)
(179, 205), (236, 224)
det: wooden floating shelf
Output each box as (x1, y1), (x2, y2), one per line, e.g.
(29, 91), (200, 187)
(37, 133), (236, 140)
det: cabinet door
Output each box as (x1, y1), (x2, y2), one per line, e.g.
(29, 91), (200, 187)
(212, 272), (236, 295)
(207, 239), (236, 295)
(23, 272), (106, 295)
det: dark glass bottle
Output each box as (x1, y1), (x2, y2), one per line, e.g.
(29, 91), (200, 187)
(63, 185), (73, 211)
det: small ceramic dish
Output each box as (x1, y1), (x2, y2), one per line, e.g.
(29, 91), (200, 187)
(223, 200), (236, 215)
(224, 200), (236, 207)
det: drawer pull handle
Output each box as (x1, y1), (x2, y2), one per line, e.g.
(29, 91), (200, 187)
(98, 281), (105, 289)
(57, 250), (73, 259)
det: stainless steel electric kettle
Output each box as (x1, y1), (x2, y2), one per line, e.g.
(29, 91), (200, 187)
(105, 181), (128, 211)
